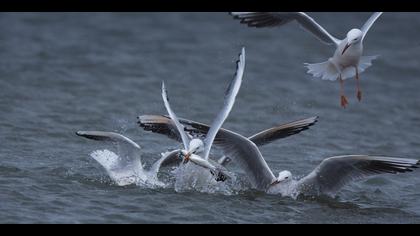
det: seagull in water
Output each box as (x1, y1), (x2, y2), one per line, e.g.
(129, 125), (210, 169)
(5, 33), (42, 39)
(76, 114), (317, 187)
(174, 122), (419, 197)
(137, 115), (318, 167)
(159, 47), (246, 182)
(230, 12), (383, 108)
(76, 131), (178, 187)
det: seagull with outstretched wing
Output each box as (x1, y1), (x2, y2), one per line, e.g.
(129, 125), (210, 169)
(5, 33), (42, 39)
(76, 131), (175, 186)
(177, 124), (419, 197)
(137, 114), (318, 166)
(230, 12), (383, 108)
(158, 47), (246, 182)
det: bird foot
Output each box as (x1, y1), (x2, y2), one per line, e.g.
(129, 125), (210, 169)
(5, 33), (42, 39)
(340, 95), (349, 108)
(210, 170), (228, 182)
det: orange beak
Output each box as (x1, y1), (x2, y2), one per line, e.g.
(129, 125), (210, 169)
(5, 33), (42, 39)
(183, 152), (191, 164)
(342, 43), (350, 55)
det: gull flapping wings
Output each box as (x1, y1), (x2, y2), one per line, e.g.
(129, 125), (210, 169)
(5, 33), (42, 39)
(161, 81), (190, 150)
(76, 131), (180, 176)
(139, 116), (279, 189)
(138, 114), (318, 147)
(297, 155), (419, 196)
(360, 12), (383, 40)
(76, 131), (144, 184)
(230, 12), (340, 45)
(202, 47), (246, 160)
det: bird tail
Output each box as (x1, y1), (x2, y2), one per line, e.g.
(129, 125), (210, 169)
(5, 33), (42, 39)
(304, 55), (379, 81)
(304, 60), (340, 81)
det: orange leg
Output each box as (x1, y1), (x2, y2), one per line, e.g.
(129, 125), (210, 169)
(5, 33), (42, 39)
(340, 75), (348, 108)
(355, 67), (362, 101)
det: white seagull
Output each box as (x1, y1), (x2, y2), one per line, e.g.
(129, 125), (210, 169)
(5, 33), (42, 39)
(159, 47), (246, 181)
(170, 122), (419, 197)
(76, 131), (179, 187)
(230, 12), (383, 108)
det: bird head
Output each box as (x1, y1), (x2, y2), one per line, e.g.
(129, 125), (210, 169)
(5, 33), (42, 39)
(188, 139), (204, 154)
(342, 29), (363, 55)
(183, 139), (204, 163)
(276, 170), (292, 183)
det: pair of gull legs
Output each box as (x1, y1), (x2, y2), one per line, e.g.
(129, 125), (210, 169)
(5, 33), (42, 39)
(340, 67), (362, 108)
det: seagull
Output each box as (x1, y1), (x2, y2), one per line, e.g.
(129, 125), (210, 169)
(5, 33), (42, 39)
(76, 131), (179, 187)
(159, 47), (246, 182)
(172, 123), (419, 197)
(230, 12), (383, 108)
(137, 114), (318, 167)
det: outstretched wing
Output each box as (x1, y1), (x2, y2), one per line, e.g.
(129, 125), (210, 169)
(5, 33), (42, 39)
(248, 116), (318, 146)
(230, 12), (340, 45)
(138, 115), (185, 142)
(138, 115), (317, 147)
(361, 12), (383, 40)
(202, 47), (245, 160)
(297, 155), (419, 196)
(76, 131), (141, 166)
(161, 81), (190, 150)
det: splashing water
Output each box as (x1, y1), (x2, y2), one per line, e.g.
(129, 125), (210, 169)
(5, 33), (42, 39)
(88, 149), (249, 195)
(90, 149), (166, 188)
(172, 162), (246, 195)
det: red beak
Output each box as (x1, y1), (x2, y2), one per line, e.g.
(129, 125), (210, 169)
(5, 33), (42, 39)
(182, 152), (191, 164)
(342, 43), (350, 55)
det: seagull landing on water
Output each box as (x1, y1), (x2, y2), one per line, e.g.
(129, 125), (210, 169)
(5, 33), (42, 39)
(176, 122), (420, 197)
(230, 12), (383, 108)
(159, 47), (246, 182)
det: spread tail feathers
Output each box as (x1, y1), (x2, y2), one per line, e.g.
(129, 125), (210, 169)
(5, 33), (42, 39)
(304, 55), (378, 81)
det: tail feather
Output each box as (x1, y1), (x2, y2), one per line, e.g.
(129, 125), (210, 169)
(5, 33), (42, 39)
(304, 60), (339, 81)
(305, 55), (379, 81)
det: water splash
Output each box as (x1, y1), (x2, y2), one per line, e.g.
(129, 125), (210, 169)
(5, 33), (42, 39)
(90, 149), (166, 188)
(172, 162), (246, 195)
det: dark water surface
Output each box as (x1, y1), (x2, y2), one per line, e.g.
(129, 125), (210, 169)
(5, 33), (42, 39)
(1, 12), (420, 223)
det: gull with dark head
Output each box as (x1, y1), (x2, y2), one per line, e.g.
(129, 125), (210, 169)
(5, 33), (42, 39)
(230, 12), (383, 108)
(159, 47), (246, 182)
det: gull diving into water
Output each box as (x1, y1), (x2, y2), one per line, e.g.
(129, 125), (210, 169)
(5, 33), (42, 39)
(230, 12), (383, 108)
(158, 47), (246, 181)
(76, 131), (179, 186)
(163, 122), (419, 197)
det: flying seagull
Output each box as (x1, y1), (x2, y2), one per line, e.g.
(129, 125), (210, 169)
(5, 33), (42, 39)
(230, 12), (383, 108)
